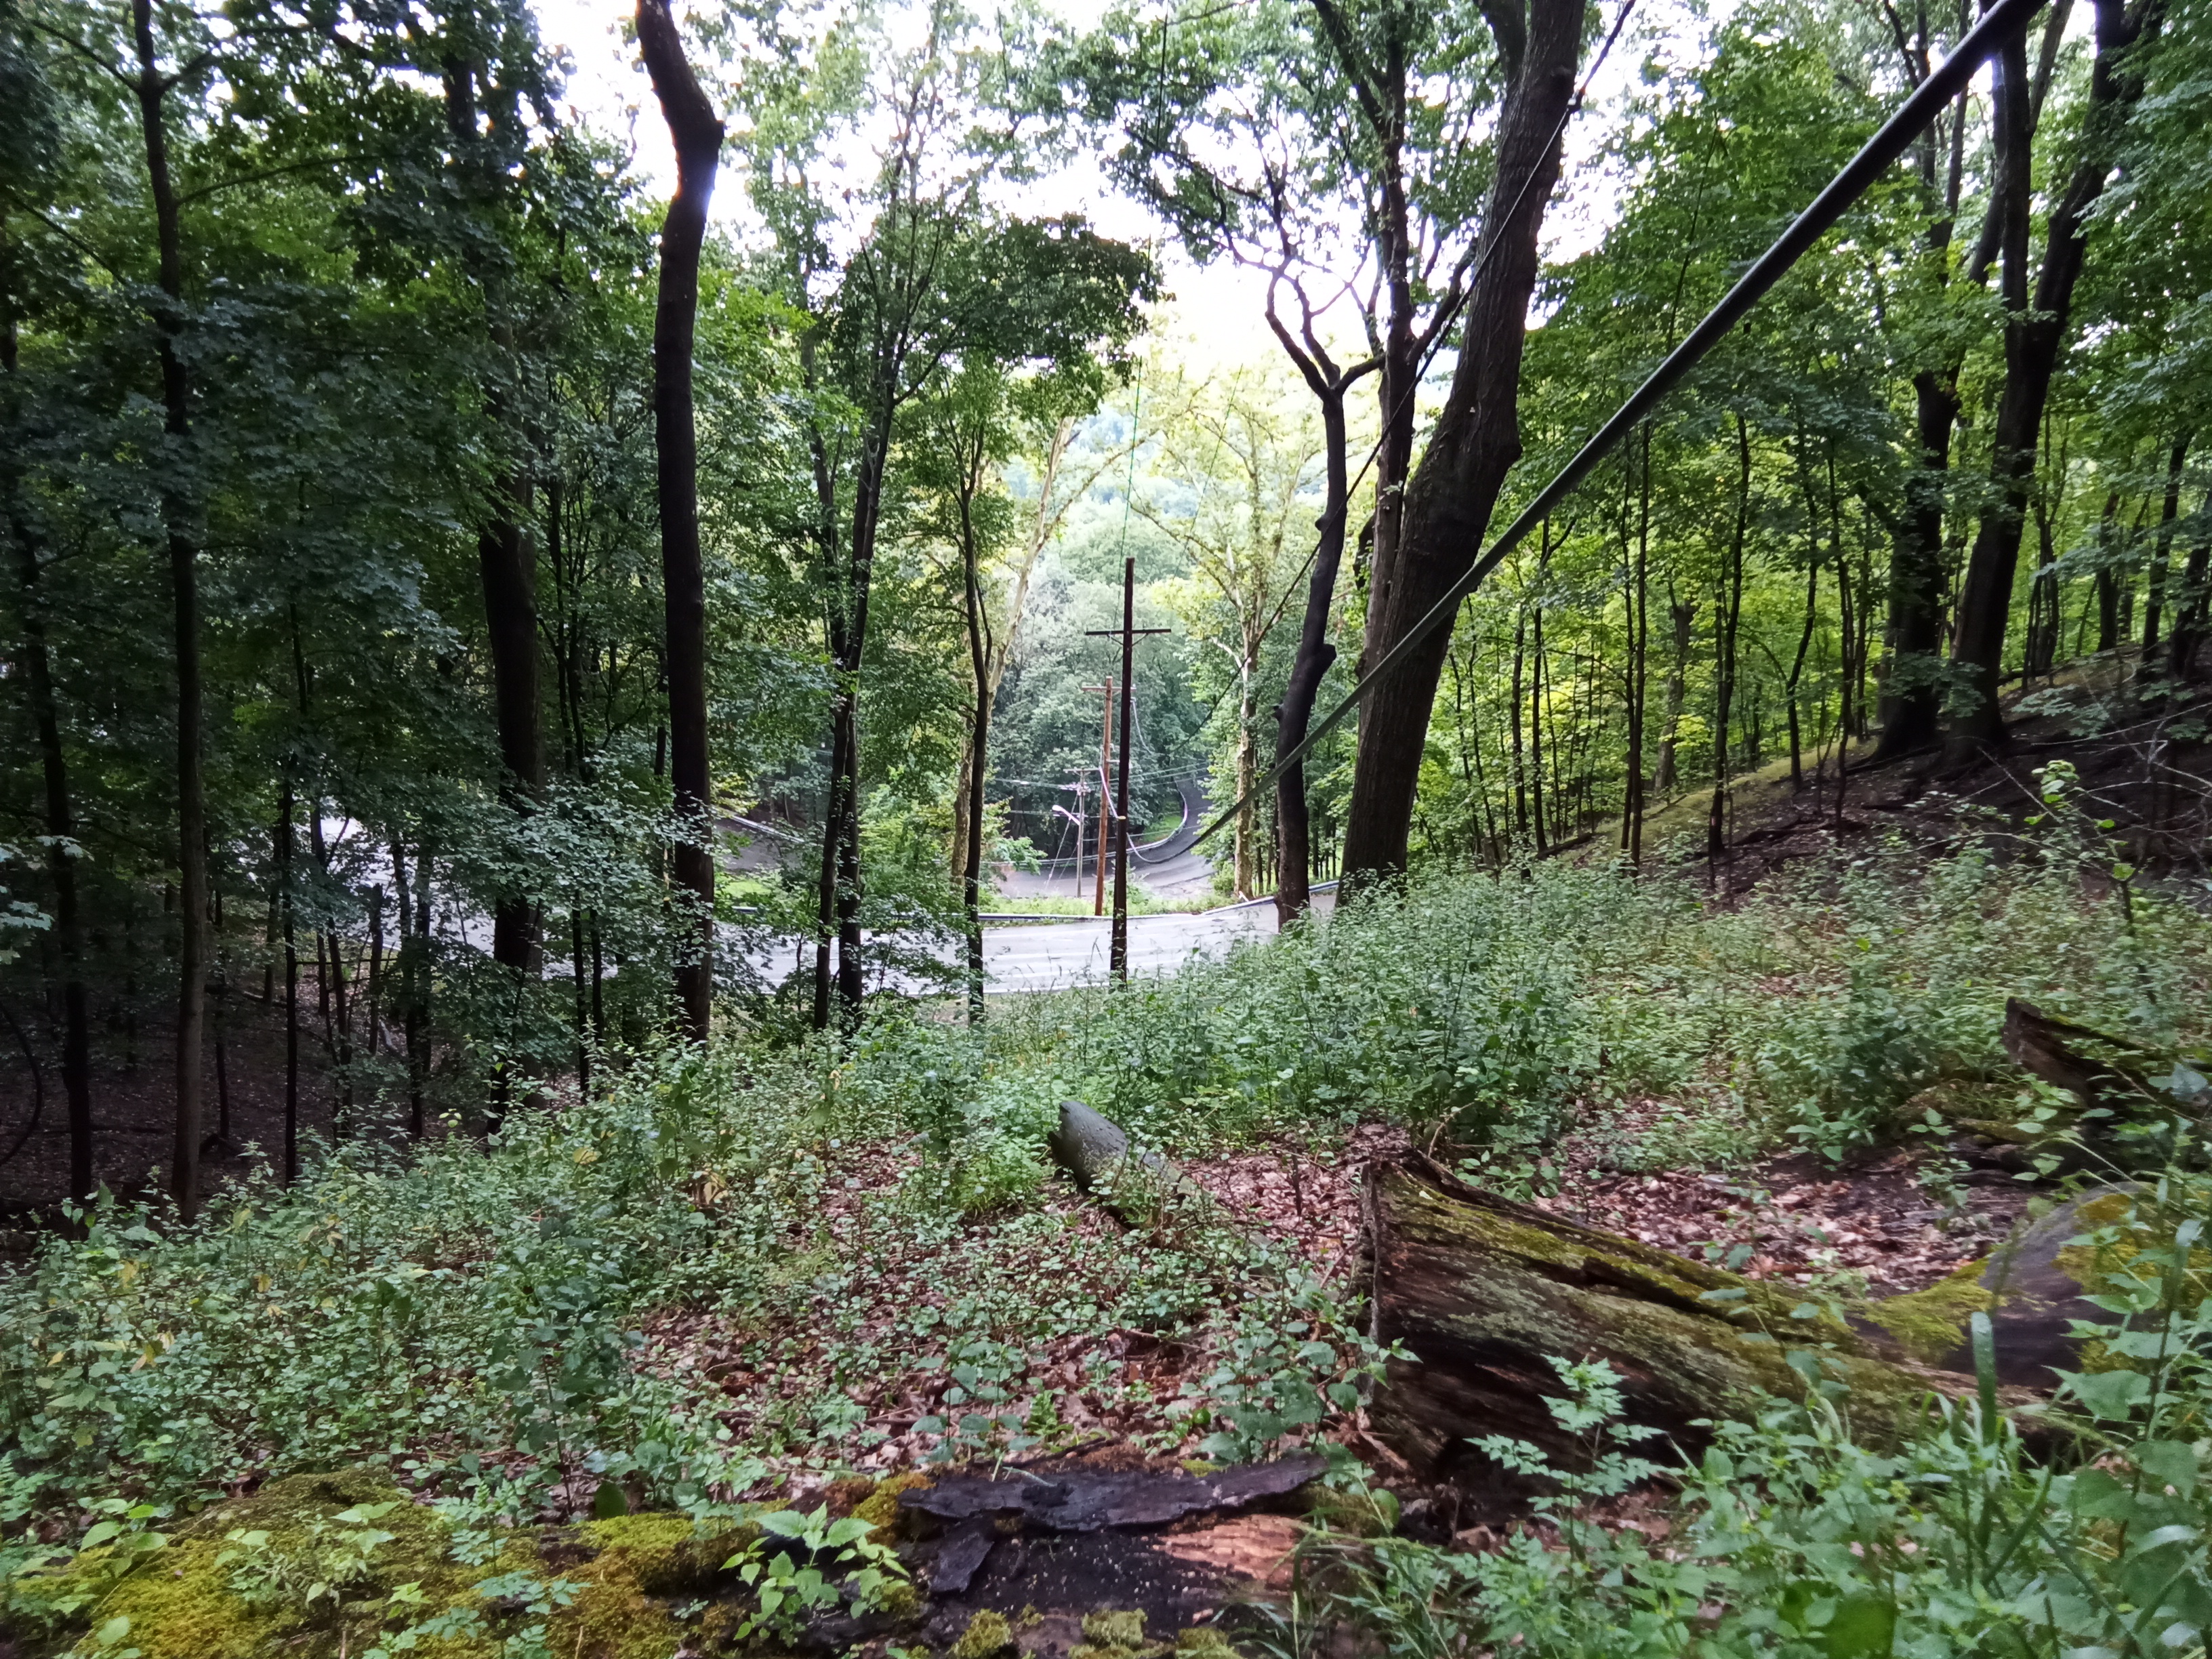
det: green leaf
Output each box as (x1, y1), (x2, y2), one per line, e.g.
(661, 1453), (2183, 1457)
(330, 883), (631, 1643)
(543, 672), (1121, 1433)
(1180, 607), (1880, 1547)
(2060, 1367), (2151, 1421)
(1821, 1590), (1895, 1658)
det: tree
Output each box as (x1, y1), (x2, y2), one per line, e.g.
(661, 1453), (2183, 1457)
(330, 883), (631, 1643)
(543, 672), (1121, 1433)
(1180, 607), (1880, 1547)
(638, 0), (726, 1043)
(1945, 0), (2167, 755)
(1338, 0), (1584, 880)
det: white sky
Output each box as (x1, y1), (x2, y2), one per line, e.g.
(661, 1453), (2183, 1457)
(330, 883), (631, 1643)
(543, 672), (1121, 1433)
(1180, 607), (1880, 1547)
(531, 0), (1721, 373)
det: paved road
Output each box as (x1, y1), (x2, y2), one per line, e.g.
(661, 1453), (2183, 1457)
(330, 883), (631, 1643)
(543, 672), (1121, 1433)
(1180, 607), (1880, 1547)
(996, 777), (1217, 905)
(980, 903), (1277, 990)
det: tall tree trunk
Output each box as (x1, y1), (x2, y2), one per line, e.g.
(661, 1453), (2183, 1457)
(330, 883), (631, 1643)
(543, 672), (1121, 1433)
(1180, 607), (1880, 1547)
(6, 463), (94, 1201)
(278, 781), (298, 1185)
(443, 59), (546, 1052)
(1339, 0), (1584, 880)
(132, 0), (209, 1220)
(2171, 489), (2212, 681)
(1654, 591), (1695, 794)
(1707, 417), (1751, 873)
(2142, 434), (2190, 655)
(1620, 434), (1650, 863)
(1946, 0), (2165, 755)
(638, 0), (724, 1042)
(956, 447), (993, 1019)
(1268, 303), (1371, 922)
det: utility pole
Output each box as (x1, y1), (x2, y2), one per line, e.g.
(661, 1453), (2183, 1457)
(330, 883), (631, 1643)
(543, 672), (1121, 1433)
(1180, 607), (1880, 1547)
(1081, 680), (1113, 914)
(1088, 558), (1168, 981)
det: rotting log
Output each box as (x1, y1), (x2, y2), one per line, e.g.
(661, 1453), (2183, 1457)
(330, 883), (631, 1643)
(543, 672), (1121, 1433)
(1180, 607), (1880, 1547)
(2003, 997), (2174, 1115)
(1361, 1155), (2041, 1482)
(1047, 1101), (1200, 1220)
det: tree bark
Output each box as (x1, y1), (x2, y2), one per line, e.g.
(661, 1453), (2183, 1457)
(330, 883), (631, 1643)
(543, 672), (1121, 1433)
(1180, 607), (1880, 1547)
(131, 0), (209, 1221)
(638, 0), (724, 1042)
(1267, 293), (1375, 924)
(3, 329), (94, 1199)
(2169, 489), (2212, 680)
(1707, 419), (1750, 871)
(1338, 0), (1583, 880)
(1363, 1155), (2019, 1481)
(1945, 0), (2164, 756)
(2141, 433), (2190, 655)
(956, 441), (993, 1019)
(441, 59), (546, 1045)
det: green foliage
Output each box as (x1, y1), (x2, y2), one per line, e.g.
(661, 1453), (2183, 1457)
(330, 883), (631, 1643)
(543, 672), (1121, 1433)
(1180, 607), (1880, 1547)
(722, 1507), (905, 1641)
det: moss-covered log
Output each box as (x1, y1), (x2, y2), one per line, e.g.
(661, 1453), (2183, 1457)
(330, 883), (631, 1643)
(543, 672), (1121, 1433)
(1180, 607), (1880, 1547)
(1361, 1156), (2010, 1481)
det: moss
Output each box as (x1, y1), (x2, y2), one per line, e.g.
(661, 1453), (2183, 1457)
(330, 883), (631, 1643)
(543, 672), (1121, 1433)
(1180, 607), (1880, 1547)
(39, 1471), (494, 1659)
(18, 1475), (757, 1659)
(877, 1577), (924, 1620)
(574, 1511), (750, 1596)
(852, 1471), (933, 1538)
(1861, 1258), (1995, 1366)
(1071, 1607), (1171, 1659)
(951, 1608), (1019, 1659)
(1176, 1629), (1239, 1655)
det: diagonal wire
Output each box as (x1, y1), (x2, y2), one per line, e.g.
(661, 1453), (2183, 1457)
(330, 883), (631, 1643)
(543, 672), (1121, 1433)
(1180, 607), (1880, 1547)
(1189, 0), (2050, 853)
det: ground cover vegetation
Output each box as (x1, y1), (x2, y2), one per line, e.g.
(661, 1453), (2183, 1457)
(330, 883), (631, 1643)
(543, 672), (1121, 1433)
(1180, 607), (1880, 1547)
(5, 815), (2212, 1654)
(7, 0), (2212, 1649)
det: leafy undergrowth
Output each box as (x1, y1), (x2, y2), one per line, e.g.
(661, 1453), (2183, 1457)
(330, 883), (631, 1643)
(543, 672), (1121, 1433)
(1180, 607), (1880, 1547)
(5, 799), (2212, 1654)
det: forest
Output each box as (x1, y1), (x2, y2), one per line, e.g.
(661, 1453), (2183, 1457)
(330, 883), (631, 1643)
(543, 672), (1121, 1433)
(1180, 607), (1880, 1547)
(3, 0), (2212, 1646)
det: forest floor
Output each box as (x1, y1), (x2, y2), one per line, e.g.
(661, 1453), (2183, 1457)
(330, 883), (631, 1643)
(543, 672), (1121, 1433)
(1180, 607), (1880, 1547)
(9, 674), (2212, 1658)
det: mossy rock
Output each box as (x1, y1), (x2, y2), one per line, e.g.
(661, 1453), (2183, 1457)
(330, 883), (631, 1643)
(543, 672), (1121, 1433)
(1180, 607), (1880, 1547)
(7, 1471), (754, 1659)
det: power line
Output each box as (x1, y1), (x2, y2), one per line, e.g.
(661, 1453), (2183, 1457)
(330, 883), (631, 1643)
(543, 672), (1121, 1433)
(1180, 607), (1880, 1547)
(1191, 0), (2050, 853)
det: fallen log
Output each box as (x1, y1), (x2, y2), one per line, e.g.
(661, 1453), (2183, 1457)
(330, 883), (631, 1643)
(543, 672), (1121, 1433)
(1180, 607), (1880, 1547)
(1046, 1101), (1201, 1221)
(1361, 1154), (2051, 1482)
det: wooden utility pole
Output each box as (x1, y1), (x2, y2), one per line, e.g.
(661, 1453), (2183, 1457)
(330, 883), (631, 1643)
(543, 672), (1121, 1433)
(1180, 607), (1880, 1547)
(1088, 559), (1168, 981)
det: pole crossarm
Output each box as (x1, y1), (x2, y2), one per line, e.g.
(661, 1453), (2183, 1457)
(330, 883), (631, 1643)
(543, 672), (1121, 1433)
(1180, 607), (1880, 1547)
(1188, 0), (2050, 856)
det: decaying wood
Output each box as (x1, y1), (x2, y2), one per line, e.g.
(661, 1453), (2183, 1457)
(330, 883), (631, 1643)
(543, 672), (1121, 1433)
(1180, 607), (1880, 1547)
(1361, 1155), (2034, 1481)
(2002, 997), (2169, 1113)
(1046, 1101), (1198, 1218)
(901, 1454), (1326, 1534)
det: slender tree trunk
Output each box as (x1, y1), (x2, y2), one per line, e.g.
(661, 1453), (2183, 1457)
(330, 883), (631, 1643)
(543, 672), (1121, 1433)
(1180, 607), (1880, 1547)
(1621, 435), (1651, 863)
(639, 0), (724, 1042)
(1235, 651), (1260, 898)
(1509, 615), (1528, 840)
(2171, 489), (2212, 681)
(1340, 0), (1584, 879)
(1529, 600), (1549, 858)
(132, 0), (209, 1220)
(366, 886), (384, 1057)
(1654, 591), (1694, 794)
(571, 911), (591, 1092)
(1708, 417), (1752, 874)
(956, 452), (993, 1019)
(1946, 0), (2165, 754)
(2142, 434), (2191, 655)
(1273, 375), (1355, 923)
(1786, 445), (1824, 792)
(278, 781), (298, 1185)
(5, 467), (94, 1200)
